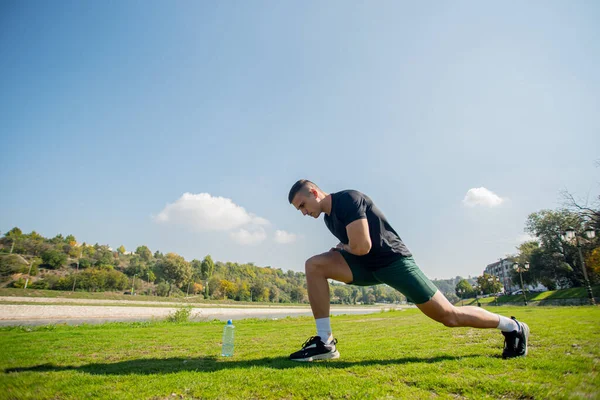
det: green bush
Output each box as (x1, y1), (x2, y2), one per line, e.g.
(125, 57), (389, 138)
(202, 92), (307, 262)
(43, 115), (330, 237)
(0, 254), (29, 280)
(165, 306), (192, 323)
(70, 268), (129, 291)
(9, 278), (26, 288)
(155, 282), (170, 297)
(30, 280), (49, 289)
(41, 250), (67, 269)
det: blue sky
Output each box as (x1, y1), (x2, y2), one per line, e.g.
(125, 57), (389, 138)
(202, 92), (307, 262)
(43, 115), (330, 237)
(1, 1), (598, 279)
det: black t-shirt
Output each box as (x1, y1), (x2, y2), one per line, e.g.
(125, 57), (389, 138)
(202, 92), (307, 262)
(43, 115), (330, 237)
(324, 190), (412, 268)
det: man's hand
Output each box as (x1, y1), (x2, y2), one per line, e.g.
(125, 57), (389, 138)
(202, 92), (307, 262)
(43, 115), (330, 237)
(329, 242), (345, 252)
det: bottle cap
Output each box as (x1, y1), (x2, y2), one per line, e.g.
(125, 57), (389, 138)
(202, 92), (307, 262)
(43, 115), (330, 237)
(227, 319), (233, 325)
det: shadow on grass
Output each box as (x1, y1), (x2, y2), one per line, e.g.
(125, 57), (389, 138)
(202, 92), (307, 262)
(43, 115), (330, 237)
(5, 354), (483, 375)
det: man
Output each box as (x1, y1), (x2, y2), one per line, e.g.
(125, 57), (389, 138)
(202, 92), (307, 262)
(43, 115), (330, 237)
(287, 179), (529, 362)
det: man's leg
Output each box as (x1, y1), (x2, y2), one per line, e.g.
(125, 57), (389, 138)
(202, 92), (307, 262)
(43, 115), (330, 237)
(416, 291), (530, 358)
(375, 256), (530, 358)
(417, 290), (503, 328)
(289, 251), (353, 361)
(305, 251), (354, 319)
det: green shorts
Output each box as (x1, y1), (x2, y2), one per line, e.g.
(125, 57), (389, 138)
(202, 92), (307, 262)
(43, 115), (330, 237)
(340, 252), (438, 304)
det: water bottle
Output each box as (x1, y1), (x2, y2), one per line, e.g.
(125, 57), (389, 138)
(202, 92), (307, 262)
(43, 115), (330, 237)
(221, 319), (235, 357)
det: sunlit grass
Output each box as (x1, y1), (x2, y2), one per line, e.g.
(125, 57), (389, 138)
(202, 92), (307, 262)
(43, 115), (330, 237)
(1, 307), (599, 399)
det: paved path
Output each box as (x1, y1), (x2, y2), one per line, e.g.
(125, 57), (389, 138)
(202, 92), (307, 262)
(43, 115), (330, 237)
(0, 296), (404, 326)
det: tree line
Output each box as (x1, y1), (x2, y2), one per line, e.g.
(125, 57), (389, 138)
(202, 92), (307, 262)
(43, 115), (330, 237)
(7, 190), (593, 304)
(2, 230), (465, 303)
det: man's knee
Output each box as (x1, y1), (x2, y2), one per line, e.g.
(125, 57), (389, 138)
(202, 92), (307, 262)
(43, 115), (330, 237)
(438, 309), (460, 327)
(305, 256), (322, 276)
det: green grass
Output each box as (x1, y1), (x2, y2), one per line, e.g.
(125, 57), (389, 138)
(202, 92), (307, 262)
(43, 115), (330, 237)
(459, 285), (600, 306)
(1, 308), (599, 399)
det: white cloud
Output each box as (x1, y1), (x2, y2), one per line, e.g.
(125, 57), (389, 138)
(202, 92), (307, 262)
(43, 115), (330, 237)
(274, 230), (298, 244)
(154, 193), (269, 232)
(462, 187), (505, 208)
(230, 227), (267, 246)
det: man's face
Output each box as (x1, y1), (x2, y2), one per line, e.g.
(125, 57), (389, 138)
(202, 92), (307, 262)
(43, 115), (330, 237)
(292, 189), (321, 219)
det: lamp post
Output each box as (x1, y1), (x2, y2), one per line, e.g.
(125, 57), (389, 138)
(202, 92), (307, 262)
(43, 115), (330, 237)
(23, 259), (35, 290)
(488, 276), (499, 306)
(72, 249), (83, 292)
(512, 262), (529, 306)
(457, 289), (464, 306)
(131, 274), (137, 295)
(473, 285), (481, 307)
(561, 227), (596, 305)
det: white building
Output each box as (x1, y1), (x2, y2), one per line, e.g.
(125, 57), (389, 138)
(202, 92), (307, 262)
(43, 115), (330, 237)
(484, 258), (547, 294)
(484, 258), (517, 294)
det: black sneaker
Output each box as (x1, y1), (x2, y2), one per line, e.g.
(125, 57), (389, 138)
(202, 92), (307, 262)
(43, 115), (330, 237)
(502, 316), (530, 359)
(289, 336), (340, 362)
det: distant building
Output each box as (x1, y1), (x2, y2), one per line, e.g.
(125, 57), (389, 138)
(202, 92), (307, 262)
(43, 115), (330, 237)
(484, 258), (517, 293)
(484, 258), (547, 294)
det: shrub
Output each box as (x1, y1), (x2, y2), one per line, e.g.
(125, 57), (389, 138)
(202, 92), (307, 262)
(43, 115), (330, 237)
(30, 280), (49, 289)
(9, 278), (26, 288)
(155, 282), (170, 297)
(166, 306), (192, 323)
(0, 254), (29, 280)
(41, 250), (67, 269)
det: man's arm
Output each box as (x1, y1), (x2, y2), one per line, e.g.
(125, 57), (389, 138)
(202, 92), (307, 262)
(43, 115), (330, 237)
(341, 219), (372, 256)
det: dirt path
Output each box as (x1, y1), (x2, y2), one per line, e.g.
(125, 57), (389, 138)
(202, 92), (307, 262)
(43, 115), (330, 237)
(0, 297), (401, 326)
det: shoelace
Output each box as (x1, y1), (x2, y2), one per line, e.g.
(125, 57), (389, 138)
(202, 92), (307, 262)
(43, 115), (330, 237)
(301, 336), (319, 349)
(300, 336), (338, 349)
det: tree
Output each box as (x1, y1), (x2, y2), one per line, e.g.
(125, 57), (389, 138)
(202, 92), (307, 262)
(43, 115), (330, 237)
(117, 245), (126, 255)
(455, 279), (474, 298)
(4, 227), (23, 254)
(290, 286), (307, 303)
(41, 249), (68, 269)
(200, 255), (215, 280)
(561, 186), (600, 233)
(5, 227), (22, 237)
(93, 246), (116, 267)
(476, 273), (503, 295)
(333, 285), (351, 304)
(525, 209), (581, 256)
(237, 281), (251, 301)
(250, 279), (266, 302)
(525, 209), (589, 288)
(125, 255), (145, 276)
(155, 253), (192, 291)
(50, 234), (65, 245)
(219, 279), (237, 299)
(135, 245), (152, 262)
(268, 285), (280, 303)
(587, 247), (600, 275)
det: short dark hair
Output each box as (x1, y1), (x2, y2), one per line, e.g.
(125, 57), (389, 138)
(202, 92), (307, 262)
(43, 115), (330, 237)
(288, 179), (317, 204)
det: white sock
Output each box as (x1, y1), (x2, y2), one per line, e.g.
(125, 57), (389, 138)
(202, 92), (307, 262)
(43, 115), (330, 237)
(315, 317), (332, 344)
(497, 315), (519, 332)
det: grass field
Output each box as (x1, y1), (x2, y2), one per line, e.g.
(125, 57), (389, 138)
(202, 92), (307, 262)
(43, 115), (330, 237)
(459, 285), (600, 306)
(1, 307), (599, 399)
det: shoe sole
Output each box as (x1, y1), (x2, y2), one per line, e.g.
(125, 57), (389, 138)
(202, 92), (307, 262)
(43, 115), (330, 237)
(521, 322), (529, 357)
(291, 350), (340, 362)
(503, 321), (530, 359)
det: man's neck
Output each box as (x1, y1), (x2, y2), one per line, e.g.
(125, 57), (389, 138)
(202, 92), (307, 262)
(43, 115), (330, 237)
(321, 193), (332, 215)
